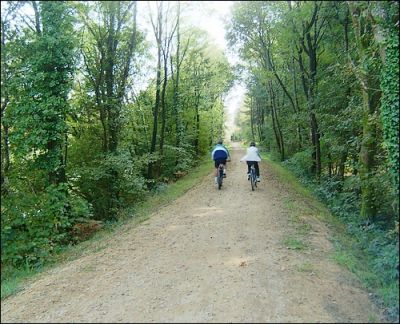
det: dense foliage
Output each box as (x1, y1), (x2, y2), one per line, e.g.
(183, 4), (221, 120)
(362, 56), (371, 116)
(1, 1), (233, 272)
(1, 0), (398, 318)
(228, 1), (398, 318)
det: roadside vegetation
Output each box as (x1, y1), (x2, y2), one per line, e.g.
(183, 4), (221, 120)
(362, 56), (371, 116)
(1, 155), (213, 300)
(1, 1), (398, 321)
(1, 0), (233, 295)
(261, 152), (398, 321)
(229, 1), (398, 320)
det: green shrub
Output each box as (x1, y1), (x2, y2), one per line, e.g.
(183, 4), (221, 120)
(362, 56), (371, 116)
(160, 143), (196, 179)
(71, 152), (147, 220)
(1, 183), (92, 269)
(282, 149), (314, 178)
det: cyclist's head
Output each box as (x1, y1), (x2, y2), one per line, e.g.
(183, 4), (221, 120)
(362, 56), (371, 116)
(217, 139), (223, 145)
(250, 141), (256, 147)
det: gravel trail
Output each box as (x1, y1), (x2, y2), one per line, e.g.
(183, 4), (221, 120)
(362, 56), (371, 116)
(1, 143), (383, 323)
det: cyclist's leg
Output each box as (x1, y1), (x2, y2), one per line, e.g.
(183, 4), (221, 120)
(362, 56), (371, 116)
(222, 160), (227, 176)
(214, 159), (224, 176)
(246, 161), (251, 174)
(214, 160), (219, 182)
(255, 162), (260, 181)
(255, 162), (260, 176)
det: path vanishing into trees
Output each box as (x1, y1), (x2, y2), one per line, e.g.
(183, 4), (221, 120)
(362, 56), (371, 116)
(1, 143), (384, 323)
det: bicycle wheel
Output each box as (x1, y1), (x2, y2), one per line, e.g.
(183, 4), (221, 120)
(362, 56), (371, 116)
(218, 175), (222, 189)
(218, 165), (223, 189)
(250, 168), (256, 191)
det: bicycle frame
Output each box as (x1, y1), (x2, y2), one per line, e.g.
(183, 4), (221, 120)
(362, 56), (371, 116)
(250, 164), (257, 191)
(217, 163), (224, 189)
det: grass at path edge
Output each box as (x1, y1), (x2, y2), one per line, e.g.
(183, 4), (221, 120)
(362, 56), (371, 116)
(261, 152), (397, 322)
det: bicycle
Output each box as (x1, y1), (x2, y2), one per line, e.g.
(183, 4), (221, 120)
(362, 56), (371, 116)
(216, 163), (225, 190)
(249, 163), (257, 191)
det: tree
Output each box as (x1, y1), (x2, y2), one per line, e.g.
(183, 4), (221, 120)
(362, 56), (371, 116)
(9, 1), (76, 187)
(0, 3), (18, 193)
(291, 1), (328, 178)
(147, 1), (178, 178)
(2, 0), (84, 268)
(77, 1), (139, 217)
(348, 1), (383, 219)
(371, 1), (399, 213)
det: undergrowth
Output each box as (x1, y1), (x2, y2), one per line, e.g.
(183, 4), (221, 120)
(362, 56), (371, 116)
(1, 156), (213, 300)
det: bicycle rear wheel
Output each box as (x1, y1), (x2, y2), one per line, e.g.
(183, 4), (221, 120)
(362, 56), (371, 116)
(250, 168), (256, 191)
(218, 175), (222, 189)
(218, 165), (224, 189)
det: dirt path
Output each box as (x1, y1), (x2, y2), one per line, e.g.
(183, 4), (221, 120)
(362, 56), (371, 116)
(1, 143), (384, 323)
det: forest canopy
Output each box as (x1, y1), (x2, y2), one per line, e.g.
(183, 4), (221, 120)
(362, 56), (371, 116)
(0, 1), (398, 317)
(227, 1), (398, 317)
(1, 0), (234, 268)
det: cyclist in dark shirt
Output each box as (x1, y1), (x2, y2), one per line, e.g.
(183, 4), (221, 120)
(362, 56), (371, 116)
(211, 139), (231, 184)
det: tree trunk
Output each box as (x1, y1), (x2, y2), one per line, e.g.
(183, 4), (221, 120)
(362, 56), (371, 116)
(338, 150), (347, 181)
(307, 32), (321, 179)
(96, 92), (108, 152)
(371, 2), (399, 211)
(359, 92), (380, 218)
(194, 86), (200, 156)
(250, 97), (255, 140)
(291, 55), (303, 150)
(297, 22), (322, 178)
(159, 4), (178, 159)
(159, 53), (168, 157)
(256, 99), (263, 143)
(349, 2), (382, 219)
(106, 5), (118, 154)
(148, 3), (163, 180)
(274, 103), (284, 161)
(268, 83), (284, 161)
(172, 2), (182, 154)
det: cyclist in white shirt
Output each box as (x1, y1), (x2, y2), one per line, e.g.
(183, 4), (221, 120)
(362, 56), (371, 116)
(240, 141), (261, 182)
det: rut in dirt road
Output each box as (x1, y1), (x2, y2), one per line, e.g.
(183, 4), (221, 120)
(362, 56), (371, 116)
(1, 144), (383, 323)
